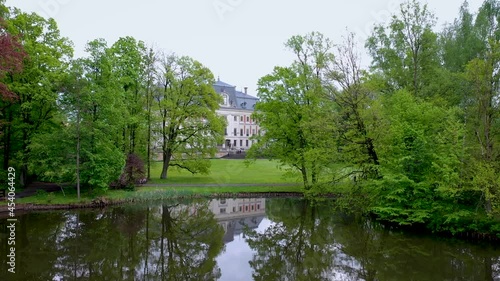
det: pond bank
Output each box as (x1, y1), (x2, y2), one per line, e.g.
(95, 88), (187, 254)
(0, 191), (305, 213)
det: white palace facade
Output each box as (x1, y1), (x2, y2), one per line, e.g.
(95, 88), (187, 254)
(213, 79), (260, 151)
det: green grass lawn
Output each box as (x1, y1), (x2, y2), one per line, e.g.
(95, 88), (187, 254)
(148, 159), (301, 185)
(0, 159), (303, 206)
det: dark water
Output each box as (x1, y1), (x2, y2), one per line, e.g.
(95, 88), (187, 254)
(1, 198), (500, 281)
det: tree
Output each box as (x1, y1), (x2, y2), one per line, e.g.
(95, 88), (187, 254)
(143, 47), (158, 180)
(4, 10), (73, 185)
(370, 90), (465, 226)
(366, 0), (439, 97)
(327, 32), (380, 180)
(31, 39), (127, 192)
(74, 39), (126, 190)
(117, 153), (145, 190)
(249, 32), (337, 190)
(156, 54), (225, 179)
(0, 0), (7, 19)
(109, 36), (148, 156)
(0, 15), (26, 173)
(440, 1), (484, 73)
(0, 19), (25, 102)
(438, 0), (500, 216)
(29, 59), (88, 197)
(464, 48), (500, 215)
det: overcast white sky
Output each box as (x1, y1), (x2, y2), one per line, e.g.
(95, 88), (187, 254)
(5, 0), (485, 95)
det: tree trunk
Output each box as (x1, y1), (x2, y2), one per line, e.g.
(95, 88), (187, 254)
(2, 110), (12, 170)
(301, 165), (309, 190)
(130, 125), (136, 155)
(20, 128), (29, 187)
(366, 138), (379, 165)
(147, 129), (151, 179)
(161, 149), (171, 179)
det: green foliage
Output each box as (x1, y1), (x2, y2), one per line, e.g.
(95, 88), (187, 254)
(80, 137), (125, 191)
(109, 36), (149, 156)
(2, 10), (73, 185)
(28, 127), (75, 183)
(156, 54), (226, 179)
(35, 189), (48, 198)
(249, 32), (337, 190)
(366, 0), (439, 97)
(370, 91), (466, 228)
(376, 91), (464, 184)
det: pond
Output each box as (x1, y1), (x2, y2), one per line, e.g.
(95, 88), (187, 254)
(1, 197), (500, 280)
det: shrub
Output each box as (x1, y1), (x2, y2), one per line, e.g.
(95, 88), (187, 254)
(118, 154), (146, 190)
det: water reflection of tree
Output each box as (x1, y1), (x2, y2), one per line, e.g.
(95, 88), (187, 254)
(245, 198), (500, 281)
(331, 217), (500, 281)
(0, 212), (67, 281)
(145, 202), (225, 280)
(245, 199), (337, 281)
(7, 200), (225, 280)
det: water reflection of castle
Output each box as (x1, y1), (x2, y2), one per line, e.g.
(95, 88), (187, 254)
(209, 198), (266, 243)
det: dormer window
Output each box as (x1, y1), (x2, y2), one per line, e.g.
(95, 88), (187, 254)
(222, 94), (228, 106)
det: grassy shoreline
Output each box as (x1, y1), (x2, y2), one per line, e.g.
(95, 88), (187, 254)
(0, 185), (304, 208)
(0, 186), (303, 214)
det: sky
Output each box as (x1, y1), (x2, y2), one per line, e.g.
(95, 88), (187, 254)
(5, 0), (485, 96)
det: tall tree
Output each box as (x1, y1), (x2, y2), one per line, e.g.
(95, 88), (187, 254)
(440, 1), (484, 73)
(249, 32), (337, 190)
(5, 10), (73, 185)
(109, 36), (148, 156)
(75, 39), (126, 190)
(440, 0), (500, 216)
(463, 24), (500, 214)
(366, 0), (439, 97)
(143, 47), (158, 180)
(0, 20), (25, 101)
(327, 32), (380, 180)
(156, 54), (225, 179)
(370, 90), (465, 226)
(0, 13), (26, 171)
(29, 59), (89, 197)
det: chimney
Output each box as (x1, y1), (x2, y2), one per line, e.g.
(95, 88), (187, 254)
(244, 87), (248, 94)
